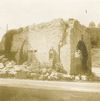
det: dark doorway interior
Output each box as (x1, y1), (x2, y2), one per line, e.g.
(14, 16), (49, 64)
(76, 39), (88, 74)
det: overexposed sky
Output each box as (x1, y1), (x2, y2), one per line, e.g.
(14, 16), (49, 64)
(0, 0), (100, 39)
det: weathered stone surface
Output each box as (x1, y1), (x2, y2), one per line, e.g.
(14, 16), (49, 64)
(0, 63), (4, 69)
(0, 18), (92, 75)
(92, 48), (100, 67)
(69, 19), (91, 74)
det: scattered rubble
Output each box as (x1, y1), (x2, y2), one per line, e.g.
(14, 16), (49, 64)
(0, 58), (73, 80)
(0, 55), (99, 81)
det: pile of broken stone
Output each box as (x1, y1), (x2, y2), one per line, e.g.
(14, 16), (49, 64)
(0, 55), (99, 81)
(0, 55), (73, 81)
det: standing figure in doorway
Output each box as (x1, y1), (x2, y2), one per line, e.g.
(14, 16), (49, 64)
(76, 34), (88, 75)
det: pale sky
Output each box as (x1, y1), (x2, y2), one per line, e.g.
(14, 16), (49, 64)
(0, 0), (100, 39)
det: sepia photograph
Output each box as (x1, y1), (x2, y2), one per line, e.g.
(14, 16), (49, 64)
(0, 0), (100, 101)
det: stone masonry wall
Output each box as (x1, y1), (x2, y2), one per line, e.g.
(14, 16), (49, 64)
(69, 19), (91, 74)
(0, 18), (92, 75)
(27, 19), (67, 66)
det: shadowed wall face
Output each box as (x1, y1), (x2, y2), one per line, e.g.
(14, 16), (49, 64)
(69, 20), (91, 75)
(76, 39), (88, 74)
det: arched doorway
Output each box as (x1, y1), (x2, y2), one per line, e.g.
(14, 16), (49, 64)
(75, 36), (88, 75)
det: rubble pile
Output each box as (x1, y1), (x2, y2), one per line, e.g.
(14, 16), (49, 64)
(0, 56), (72, 81)
(0, 57), (99, 81)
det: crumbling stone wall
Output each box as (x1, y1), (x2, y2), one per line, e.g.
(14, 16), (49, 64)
(86, 28), (100, 68)
(28, 19), (67, 67)
(11, 32), (28, 64)
(0, 18), (92, 75)
(68, 19), (91, 75)
(0, 28), (29, 63)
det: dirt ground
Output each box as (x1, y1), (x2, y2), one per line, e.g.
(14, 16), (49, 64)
(0, 86), (100, 101)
